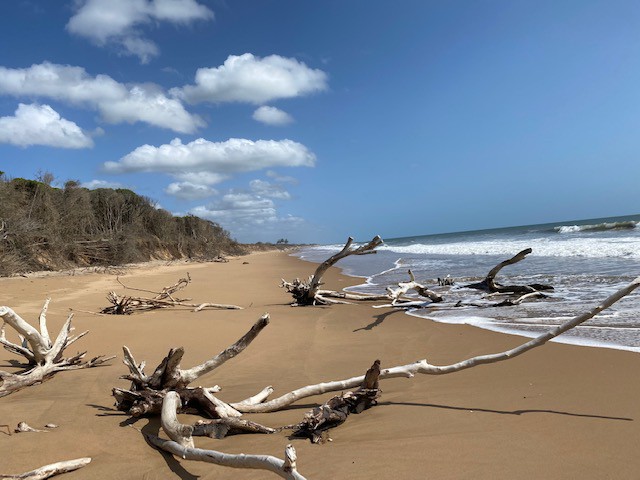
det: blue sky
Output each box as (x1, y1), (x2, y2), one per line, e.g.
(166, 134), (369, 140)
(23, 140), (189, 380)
(1, 0), (639, 243)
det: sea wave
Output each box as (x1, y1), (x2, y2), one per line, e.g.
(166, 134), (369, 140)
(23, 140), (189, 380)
(378, 237), (640, 258)
(555, 221), (638, 233)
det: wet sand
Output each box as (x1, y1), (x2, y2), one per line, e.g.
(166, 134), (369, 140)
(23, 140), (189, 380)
(1, 251), (639, 479)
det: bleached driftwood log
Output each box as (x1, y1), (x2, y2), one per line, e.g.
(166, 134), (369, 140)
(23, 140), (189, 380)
(113, 314), (272, 420)
(0, 457), (91, 480)
(379, 269), (443, 307)
(146, 391), (306, 479)
(232, 276), (640, 413)
(101, 274), (242, 314)
(281, 235), (386, 305)
(465, 248), (553, 294)
(0, 300), (114, 398)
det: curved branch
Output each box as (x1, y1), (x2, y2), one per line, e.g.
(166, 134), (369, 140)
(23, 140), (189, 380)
(145, 435), (306, 480)
(179, 314), (270, 386)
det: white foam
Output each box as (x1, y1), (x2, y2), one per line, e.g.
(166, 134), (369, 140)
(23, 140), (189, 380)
(405, 311), (640, 353)
(378, 236), (640, 258)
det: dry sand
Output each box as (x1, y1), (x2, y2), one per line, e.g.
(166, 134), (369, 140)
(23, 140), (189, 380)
(1, 251), (639, 479)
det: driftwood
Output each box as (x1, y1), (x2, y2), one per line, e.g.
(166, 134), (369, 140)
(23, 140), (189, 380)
(147, 393), (305, 479)
(465, 248), (553, 293)
(281, 236), (386, 305)
(290, 360), (381, 443)
(113, 314), (272, 421)
(0, 458), (91, 480)
(380, 269), (443, 307)
(115, 277), (640, 420)
(100, 274), (242, 314)
(231, 276), (640, 413)
(109, 276), (640, 479)
(0, 300), (114, 398)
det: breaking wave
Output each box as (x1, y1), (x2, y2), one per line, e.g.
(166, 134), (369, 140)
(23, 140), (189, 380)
(555, 221), (638, 233)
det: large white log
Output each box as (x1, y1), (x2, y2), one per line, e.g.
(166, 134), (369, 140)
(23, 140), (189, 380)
(146, 435), (305, 480)
(0, 457), (91, 480)
(234, 275), (640, 413)
(153, 392), (305, 479)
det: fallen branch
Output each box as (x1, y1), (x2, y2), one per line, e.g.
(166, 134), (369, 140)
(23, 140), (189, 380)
(113, 314), (271, 418)
(384, 269), (443, 306)
(100, 274), (242, 314)
(0, 458), (91, 480)
(291, 360), (381, 443)
(0, 300), (114, 398)
(146, 391), (305, 479)
(464, 248), (553, 293)
(281, 235), (384, 305)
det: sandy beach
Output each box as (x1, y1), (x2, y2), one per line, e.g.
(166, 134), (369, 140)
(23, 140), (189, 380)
(1, 251), (639, 479)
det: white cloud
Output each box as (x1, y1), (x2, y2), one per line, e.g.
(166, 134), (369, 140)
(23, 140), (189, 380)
(165, 181), (217, 200)
(249, 179), (291, 200)
(81, 179), (125, 189)
(0, 103), (93, 148)
(173, 53), (328, 104)
(190, 192), (304, 241)
(104, 137), (316, 176)
(173, 171), (228, 185)
(0, 62), (203, 133)
(252, 106), (293, 126)
(266, 170), (298, 184)
(67, 0), (213, 63)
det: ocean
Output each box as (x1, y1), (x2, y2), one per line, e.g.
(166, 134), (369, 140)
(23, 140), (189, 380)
(294, 214), (640, 353)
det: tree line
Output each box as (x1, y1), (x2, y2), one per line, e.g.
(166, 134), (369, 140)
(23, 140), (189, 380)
(0, 174), (245, 276)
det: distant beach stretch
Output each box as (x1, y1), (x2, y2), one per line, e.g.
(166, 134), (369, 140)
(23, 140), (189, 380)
(297, 214), (640, 352)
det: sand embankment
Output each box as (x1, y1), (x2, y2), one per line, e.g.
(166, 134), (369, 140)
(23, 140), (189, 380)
(1, 251), (639, 479)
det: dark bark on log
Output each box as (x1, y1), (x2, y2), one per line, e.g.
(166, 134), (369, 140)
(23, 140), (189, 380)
(290, 360), (381, 443)
(464, 248), (553, 293)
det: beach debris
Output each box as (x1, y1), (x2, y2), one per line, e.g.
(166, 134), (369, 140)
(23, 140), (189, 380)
(146, 395), (305, 479)
(0, 457), (91, 480)
(0, 299), (115, 398)
(0, 424), (11, 436)
(45, 423), (58, 429)
(464, 248), (554, 294)
(111, 277), (640, 478)
(281, 235), (392, 305)
(100, 273), (242, 314)
(112, 314), (273, 419)
(207, 276), (640, 416)
(290, 359), (382, 443)
(15, 421), (48, 433)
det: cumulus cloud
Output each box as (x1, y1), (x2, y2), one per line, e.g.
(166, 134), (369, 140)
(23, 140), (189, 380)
(81, 179), (125, 189)
(252, 106), (293, 126)
(173, 171), (228, 185)
(0, 62), (203, 133)
(165, 181), (217, 200)
(190, 192), (304, 241)
(249, 179), (291, 199)
(0, 103), (93, 148)
(173, 53), (328, 104)
(266, 170), (298, 184)
(104, 137), (316, 176)
(67, 0), (213, 63)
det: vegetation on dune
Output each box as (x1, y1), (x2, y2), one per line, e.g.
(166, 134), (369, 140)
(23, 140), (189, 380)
(0, 173), (245, 276)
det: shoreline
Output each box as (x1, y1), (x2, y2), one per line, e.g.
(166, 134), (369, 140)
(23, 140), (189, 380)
(1, 250), (639, 479)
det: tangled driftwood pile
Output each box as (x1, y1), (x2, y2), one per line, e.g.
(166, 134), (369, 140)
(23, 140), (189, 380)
(100, 273), (242, 314)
